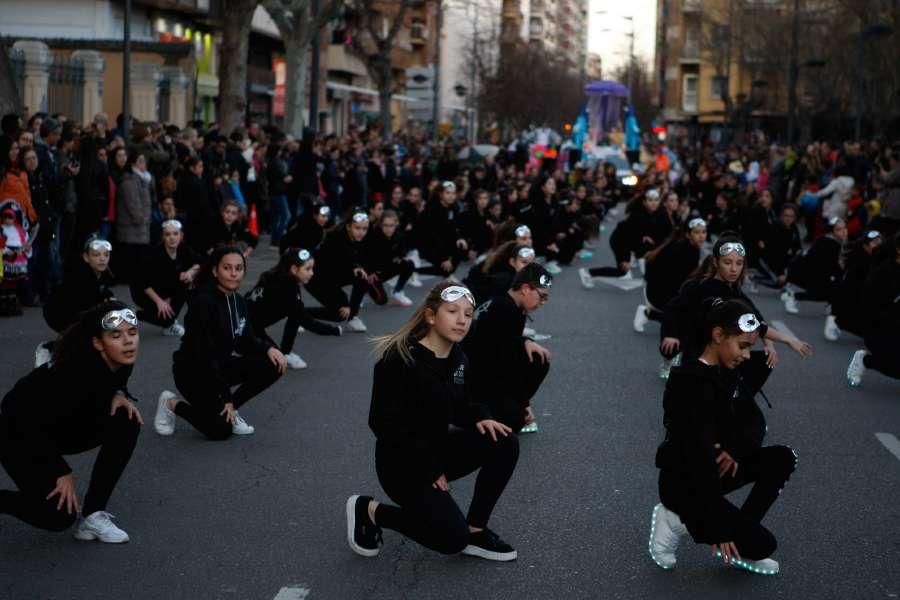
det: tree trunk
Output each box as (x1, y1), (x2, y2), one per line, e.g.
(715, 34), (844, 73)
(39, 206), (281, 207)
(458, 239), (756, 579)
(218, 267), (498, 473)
(218, 0), (258, 134)
(378, 54), (393, 140)
(283, 32), (310, 137)
(0, 46), (23, 116)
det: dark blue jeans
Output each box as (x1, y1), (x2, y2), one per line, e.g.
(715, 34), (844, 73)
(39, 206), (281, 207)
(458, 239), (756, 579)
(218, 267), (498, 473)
(270, 194), (290, 244)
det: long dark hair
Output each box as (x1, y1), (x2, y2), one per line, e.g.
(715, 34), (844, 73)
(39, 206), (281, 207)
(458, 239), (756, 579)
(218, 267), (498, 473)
(481, 240), (521, 274)
(51, 299), (134, 370)
(197, 245), (246, 287)
(256, 246), (311, 288)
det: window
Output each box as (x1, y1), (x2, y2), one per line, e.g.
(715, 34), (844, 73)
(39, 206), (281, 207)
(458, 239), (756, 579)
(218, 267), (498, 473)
(682, 75), (698, 112)
(711, 76), (727, 100)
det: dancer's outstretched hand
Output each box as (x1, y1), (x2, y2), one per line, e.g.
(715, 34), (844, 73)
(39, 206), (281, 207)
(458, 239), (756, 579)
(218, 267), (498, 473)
(476, 419), (511, 442)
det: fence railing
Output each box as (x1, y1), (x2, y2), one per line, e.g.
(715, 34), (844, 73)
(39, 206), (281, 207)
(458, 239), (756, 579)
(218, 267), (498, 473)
(47, 53), (84, 119)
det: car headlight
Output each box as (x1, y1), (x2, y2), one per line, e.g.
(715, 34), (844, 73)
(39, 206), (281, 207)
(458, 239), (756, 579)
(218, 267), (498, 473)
(622, 175), (638, 186)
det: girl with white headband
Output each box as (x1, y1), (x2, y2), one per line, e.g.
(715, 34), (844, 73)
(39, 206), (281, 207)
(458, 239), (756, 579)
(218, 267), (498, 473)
(246, 247), (342, 370)
(129, 219), (201, 338)
(279, 201), (331, 254)
(634, 218), (708, 354)
(649, 298), (797, 576)
(829, 230), (883, 341)
(1, 300), (142, 543)
(303, 209), (372, 333)
(463, 241), (536, 306)
(346, 281), (520, 563)
(780, 216), (847, 316)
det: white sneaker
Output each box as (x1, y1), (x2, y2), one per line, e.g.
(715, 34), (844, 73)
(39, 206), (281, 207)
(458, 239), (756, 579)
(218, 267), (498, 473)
(390, 291), (413, 307)
(284, 352), (308, 370)
(346, 316), (367, 332)
(34, 342), (51, 367)
(523, 326), (536, 337)
(638, 257), (646, 275)
(847, 349), (867, 387)
(162, 321), (185, 337)
(545, 260), (562, 275)
(73, 511), (129, 543)
(719, 554), (780, 575)
(633, 304), (649, 333)
(232, 411), (255, 435)
(780, 289), (799, 314)
(408, 272), (423, 288)
(824, 315), (840, 341)
(579, 268), (595, 289)
(154, 391), (177, 435)
(296, 325), (305, 334)
(620, 270), (634, 281)
(648, 503), (687, 569)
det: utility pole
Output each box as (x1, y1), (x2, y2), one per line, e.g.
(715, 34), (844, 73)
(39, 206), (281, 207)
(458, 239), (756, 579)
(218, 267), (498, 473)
(432, 0), (442, 142)
(786, 0), (799, 144)
(624, 16), (635, 97)
(309, 0), (321, 132)
(122, 0), (131, 140)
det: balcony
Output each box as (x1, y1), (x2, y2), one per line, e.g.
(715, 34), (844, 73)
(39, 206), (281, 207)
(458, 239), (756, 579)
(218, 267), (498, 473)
(680, 39), (700, 63)
(683, 0), (702, 11)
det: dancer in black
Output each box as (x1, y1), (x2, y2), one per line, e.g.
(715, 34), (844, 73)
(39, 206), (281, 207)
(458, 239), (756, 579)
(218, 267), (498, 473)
(1, 300), (142, 542)
(649, 298), (797, 576)
(129, 219), (201, 337)
(463, 241), (535, 306)
(416, 181), (468, 276)
(154, 246), (286, 440)
(346, 282), (520, 562)
(465, 264), (552, 433)
(780, 217), (847, 315)
(828, 229), (882, 340)
(847, 232), (900, 387)
(362, 209), (415, 307)
(633, 217), (707, 335)
(246, 247), (342, 370)
(279, 202), (330, 254)
(303, 209), (372, 332)
(36, 237), (116, 366)
(211, 200), (259, 255)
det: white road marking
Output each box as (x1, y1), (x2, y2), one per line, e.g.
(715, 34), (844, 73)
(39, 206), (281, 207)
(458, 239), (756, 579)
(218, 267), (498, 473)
(274, 586), (311, 600)
(875, 433), (900, 462)
(771, 320), (796, 340)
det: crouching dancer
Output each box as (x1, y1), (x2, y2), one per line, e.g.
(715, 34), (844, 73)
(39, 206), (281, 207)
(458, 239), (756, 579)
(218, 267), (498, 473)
(649, 299), (797, 576)
(0, 301), (142, 542)
(346, 282), (520, 562)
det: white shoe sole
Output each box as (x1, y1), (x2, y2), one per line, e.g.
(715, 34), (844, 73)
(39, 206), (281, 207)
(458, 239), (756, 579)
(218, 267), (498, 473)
(73, 529), (130, 543)
(648, 504), (676, 570)
(461, 544), (517, 561)
(154, 392), (176, 436)
(346, 495), (379, 557)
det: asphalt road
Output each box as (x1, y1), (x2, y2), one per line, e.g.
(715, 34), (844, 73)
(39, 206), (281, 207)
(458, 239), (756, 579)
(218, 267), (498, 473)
(0, 236), (898, 600)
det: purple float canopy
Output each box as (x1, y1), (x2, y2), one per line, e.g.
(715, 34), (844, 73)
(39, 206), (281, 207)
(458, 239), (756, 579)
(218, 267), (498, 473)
(584, 80), (630, 143)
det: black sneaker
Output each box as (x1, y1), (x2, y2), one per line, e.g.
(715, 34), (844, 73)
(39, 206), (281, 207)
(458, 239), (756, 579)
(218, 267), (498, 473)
(346, 495), (382, 557)
(461, 528), (517, 561)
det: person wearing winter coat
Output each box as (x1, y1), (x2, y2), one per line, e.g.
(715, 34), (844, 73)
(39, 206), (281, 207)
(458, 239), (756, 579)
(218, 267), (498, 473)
(115, 150), (153, 283)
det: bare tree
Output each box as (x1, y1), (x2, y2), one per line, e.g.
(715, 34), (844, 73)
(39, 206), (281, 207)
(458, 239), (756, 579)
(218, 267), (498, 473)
(218, 0), (262, 134)
(264, 0), (344, 136)
(613, 59), (655, 129)
(347, 0), (415, 140)
(0, 46), (24, 117)
(451, 0), (503, 140)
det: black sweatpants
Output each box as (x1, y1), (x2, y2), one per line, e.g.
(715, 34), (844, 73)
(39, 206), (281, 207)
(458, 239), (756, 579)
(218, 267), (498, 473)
(304, 273), (368, 320)
(135, 292), (187, 328)
(659, 445), (797, 560)
(173, 353), (281, 440)
(0, 410), (140, 531)
(374, 430), (519, 554)
(476, 346), (550, 431)
(556, 231), (585, 265)
(864, 332), (900, 380)
(374, 260), (415, 295)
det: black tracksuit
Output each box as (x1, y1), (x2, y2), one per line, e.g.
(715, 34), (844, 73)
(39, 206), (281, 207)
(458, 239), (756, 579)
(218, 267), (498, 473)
(644, 239), (701, 316)
(416, 200), (465, 272)
(831, 247), (874, 336)
(459, 207), (494, 256)
(787, 235), (843, 303)
(279, 215), (325, 254)
(524, 195), (558, 260)
(304, 228), (370, 319)
(129, 244), (200, 327)
(656, 360), (797, 560)
(860, 260), (900, 380)
(245, 272), (341, 354)
(210, 220), (259, 251)
(177, 172), (217, 255)
(743, 205), (776, 268)
(464, 294), (549, 431)
(43, 263), (115, 333)
(369, 343), (519, 554)
(0, 355), (140, 531)
(172, 285), (280, 440)
(552, 207), (585, 265)
(362, 228), (415, 297)
(589, 206), (659, 276)
(759, 221), (802, 281)
(463, 262), (516, 306)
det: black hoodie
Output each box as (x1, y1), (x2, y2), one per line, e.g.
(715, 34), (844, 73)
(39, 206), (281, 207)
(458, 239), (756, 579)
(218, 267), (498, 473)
(0, 353), (134, 479)
(655, 359), (765, 543)
(369, 343), (492, 486)
(645, 239), (701, 310)
(173, 285), (273, 406)
(43, 262), (115, 333)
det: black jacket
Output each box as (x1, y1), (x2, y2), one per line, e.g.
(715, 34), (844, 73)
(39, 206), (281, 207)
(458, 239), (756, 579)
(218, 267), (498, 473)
(280, 215), (326, 254)
(662, 277), (768, 359)
(211, 220), (259, 250)
(314, 228), (364, 284)
(861, 259), (900, 335)
(130, 244), (200, 306)
(831, 247), (874, 334)
(173, 285), (273, 407)
(369, 343), (492, 485)
(246, 272), (341, 351)
(760, 221), (802, 277)
(459, 207), (494, 255)
(655, 359), (765, 543)
(363, 228), (408, 274)
(416, 200), (461, 263)
(177, 172), (216, 254)
(645, 239), (701, 310)
(0, 353), (134, 479)
(463, 262), (516, 306)
(787, 235), (842, 291)
(43, 263), (115, 333)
